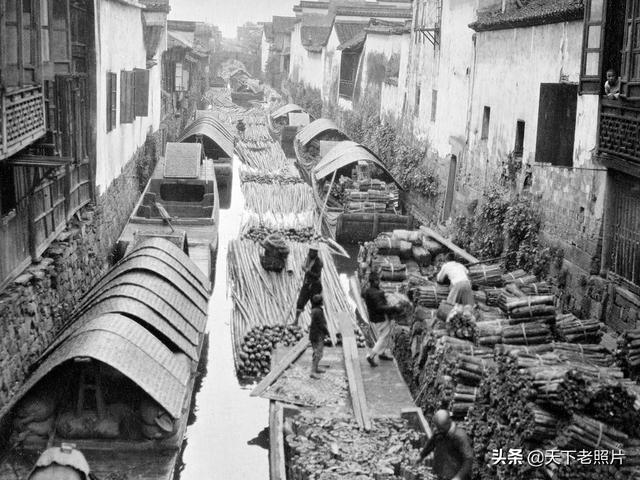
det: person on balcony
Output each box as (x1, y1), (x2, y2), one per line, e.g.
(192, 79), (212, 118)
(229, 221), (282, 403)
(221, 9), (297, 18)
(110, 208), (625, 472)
(605, 69), (621, 100)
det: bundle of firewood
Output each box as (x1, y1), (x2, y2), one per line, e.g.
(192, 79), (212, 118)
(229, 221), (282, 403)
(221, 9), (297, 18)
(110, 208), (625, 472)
(498, 294), (557, 327)
(520, 281), (552, 296)
(412, 284), (450, 308)
(617, 329), (640, 378)
(483, 287), (503, 307)
(501, 321), (552, 345)
(446, 305), (478, 342)
(468, 263), (504, 287)
(554, 313), (602, 343)
(475, 319), (508, 347)
(502, 269), (537, 287)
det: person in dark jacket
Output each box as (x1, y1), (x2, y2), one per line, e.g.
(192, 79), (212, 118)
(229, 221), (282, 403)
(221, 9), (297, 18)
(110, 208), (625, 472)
(309, 294), (329, 379)
(236, 118), (246, 139)
(418, 409), (473, 480)
(362, 270), (400, 367)
(294, 244), (323, 324)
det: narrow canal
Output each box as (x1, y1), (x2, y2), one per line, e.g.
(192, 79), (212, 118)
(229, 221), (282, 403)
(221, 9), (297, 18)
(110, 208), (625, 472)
(177, 157), (269, 480)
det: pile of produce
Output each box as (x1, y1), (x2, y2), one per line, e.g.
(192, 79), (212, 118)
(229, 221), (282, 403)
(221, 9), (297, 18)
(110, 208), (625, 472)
(242, 226), (319, 244)
(237, 324), (304, 378)
(286, 414), (434, 480)
(242, 182), (315, 214)
(445, 305), (478, 342)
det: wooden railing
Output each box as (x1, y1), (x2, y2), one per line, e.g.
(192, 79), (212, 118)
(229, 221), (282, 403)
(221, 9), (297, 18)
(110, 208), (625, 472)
(339, 79), (355, 99)
(599, 99), (640, 165)
(0, 86), (47, 160)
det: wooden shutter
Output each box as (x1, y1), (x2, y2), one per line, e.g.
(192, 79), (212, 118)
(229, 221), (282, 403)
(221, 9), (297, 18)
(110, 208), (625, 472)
(120, 70), (134, 123)
(580, 0), (607, 94)
(535, 83), (578, 166)
(621, 0), (640, 99)
(134, 68), (150, 116)
(106, 72), (117, 131)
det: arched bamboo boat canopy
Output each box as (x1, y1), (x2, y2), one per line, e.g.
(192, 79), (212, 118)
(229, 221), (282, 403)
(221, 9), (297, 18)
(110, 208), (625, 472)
(312, 140), (403, 188)
(296, 118), (348, 146)
(177, 116), (235, 159)
(270, 103), (304, 120)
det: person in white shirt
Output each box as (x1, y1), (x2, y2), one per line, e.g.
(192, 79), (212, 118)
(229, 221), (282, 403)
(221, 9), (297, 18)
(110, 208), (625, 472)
(605, 69), (621, 100)
(437, 253), (475, 305)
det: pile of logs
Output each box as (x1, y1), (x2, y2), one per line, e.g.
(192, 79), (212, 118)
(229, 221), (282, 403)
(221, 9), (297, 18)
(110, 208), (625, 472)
(555, 313), (602, 343)
(617, 328), (640, 378)
(498, 294), (556, 326)
(412, 284), (450, 308)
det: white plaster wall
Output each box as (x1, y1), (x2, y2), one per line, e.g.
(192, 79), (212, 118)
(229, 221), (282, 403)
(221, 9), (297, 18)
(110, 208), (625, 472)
(323, 29), (341, 104)
(468, 21), (590, 166)
(288, 22), (304, 83)
(300, 51), (325, 90)
(94, 0), (163, 194)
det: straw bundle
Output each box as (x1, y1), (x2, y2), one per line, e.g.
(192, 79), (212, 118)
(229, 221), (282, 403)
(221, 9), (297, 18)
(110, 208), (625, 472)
(241, 183), (315, 214)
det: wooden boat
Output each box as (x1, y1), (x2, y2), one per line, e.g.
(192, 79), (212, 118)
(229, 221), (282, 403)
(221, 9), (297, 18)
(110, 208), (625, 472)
(294, 120), (414, 243)
(0, 239), (210, 480)
(178, 114), (235, 209)
(116, 142), (220, 281)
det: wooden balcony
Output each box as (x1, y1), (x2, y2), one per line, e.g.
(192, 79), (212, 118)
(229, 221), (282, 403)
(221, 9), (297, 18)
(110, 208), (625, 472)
(0, 86), (47, 161)
(599, 99), (640, 166)
(339, 79), (355, 100)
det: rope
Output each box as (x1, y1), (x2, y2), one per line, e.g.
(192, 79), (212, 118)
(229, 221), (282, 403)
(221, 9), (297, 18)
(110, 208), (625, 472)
(521, 323), (528, 345)
(596, 422), (603, 448)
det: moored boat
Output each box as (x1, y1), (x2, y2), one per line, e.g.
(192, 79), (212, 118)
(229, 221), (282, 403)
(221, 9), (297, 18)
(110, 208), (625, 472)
(0, 239), (210, 480)
(116, 142), (220, 281)
(294, 121), (414, 242)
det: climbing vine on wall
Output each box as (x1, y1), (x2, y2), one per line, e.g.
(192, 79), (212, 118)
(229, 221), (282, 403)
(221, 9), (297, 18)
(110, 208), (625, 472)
(283, 80), (323, 120)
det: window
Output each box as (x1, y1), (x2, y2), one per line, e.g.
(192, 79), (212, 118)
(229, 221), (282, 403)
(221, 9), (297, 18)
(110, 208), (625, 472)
(0, 165), (17, 217)
(414, 86), (421, 116)
(534, 83), (578, 167)
(134, 68), (150, 117)
(514, 121), (525, 157)
(2, 0), (39, 87)
(120, 70), (134, 123)
(481, 106), (490, 140)
(431, 89), (438, 122)
(175, 62), (189, 92)
(580, 0), (606, 94)
(51, 0), (70, 69)
(40, 0), (50, 62)
(621, 0), (640, 99)
(106, 72), (117, 131)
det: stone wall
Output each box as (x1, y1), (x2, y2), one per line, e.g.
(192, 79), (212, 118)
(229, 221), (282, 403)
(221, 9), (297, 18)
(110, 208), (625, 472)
(0, 131), (161, 411)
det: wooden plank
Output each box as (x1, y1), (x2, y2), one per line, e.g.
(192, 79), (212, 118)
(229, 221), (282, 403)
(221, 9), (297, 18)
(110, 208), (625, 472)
(251, 337), (309, 397)
(419, 226), (479, 264)
(401, 407), (432, 437)
(269, 401), (287, 480)
(349, 276), (369, 323)
(339, 314), (371, 431)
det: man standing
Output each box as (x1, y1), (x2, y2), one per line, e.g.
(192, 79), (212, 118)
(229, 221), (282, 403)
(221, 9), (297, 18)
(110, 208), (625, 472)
(294, 244), (323, 325)
(418, 410), (474, 480)
(363, 271), (400, 367)
(309, 294), (329, 379)
(437, 253), (474, 306)
(236, 118), (246, 139)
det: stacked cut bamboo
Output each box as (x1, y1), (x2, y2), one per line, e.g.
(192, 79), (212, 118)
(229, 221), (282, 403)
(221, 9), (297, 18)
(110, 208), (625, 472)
(520, 281), (552, 295)
(228, 241), (358, 378)
(446, 305), (478, 342)
(554, 313), (602, 343)
(501, 321), (552, 345)
(241, 183), (315, 214)
(238, 163), (303, 184)
(344, 201), (387, 213)
(240, 211), (316, 234)
(236, 142), (289, 170)
(475, 319), (508, 347)
(468, 263), (504, 287)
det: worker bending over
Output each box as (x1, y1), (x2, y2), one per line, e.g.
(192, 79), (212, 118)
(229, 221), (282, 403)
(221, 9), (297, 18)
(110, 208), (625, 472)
(294, 244), (323, 324)
(363, 271), (401, 367)
(418, 409), (473, 480)
(308, 294), (329, 379)
(437, 253), (474, 305)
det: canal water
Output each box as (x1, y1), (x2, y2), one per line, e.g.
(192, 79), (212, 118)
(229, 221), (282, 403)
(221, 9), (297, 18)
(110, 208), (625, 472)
(177, 157), (269, 480)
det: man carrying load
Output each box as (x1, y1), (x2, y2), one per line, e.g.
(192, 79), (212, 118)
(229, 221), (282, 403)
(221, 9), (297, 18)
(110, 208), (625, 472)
(294, 243), (323, 325)
(437, 253), (474, 306)
(363, 270), (402, 367)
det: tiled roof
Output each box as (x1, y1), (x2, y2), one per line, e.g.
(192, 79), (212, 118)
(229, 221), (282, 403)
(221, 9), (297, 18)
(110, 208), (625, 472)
(302, 24), (333, 50)
(334, 22), (367, 44)
(273, 16), (298, 34)
(364, 18), (407, 34)
(334, 4), (412, 19)
(300, 1), (329, 8)
(338, 30), (365, 51)
(470, 0), (584, 32)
